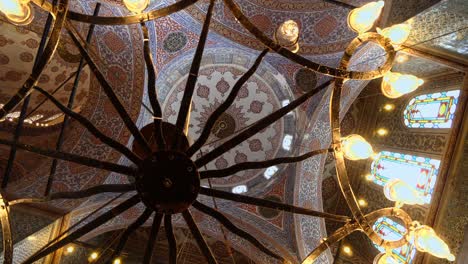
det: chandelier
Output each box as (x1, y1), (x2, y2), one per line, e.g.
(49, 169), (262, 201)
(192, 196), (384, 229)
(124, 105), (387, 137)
(0, 0), (455, 263)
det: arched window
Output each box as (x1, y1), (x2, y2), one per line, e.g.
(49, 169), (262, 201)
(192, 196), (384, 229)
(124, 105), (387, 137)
(404, 90), (460, 129)
(373, 217), (416, 263)
(370, 151), (440, 204)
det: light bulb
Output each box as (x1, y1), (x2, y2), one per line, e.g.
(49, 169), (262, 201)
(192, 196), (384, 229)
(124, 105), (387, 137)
(365, 174), (374, 181)
(66, 246), (74, 254)
(413, 225), (455, 261)
(358, 199), (367, 207)
(276, 20), (300, 52)
(377, 23), (411, 46)
(341, 134), (374, 160)
(347, 1), (384, 33)
(0, 0), (34, 26)
(376, 128), (388, 136)
(113, 258), (122, 264)
(123, 0), (149, 13)
(396, 54), (409, 63)
(343, 246), (352, 255)
(381, 71), (424, 98)
(383, 178), (424, 205)
(383, 104), (395, 111)
(90, 252), (98, 260)
(373, 253), (400, 264)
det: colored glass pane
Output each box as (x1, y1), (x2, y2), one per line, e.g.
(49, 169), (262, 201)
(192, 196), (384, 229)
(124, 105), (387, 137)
(371, 151), (440, 204)
(373, 217), (417, 263)
(404, 90), (460, 128)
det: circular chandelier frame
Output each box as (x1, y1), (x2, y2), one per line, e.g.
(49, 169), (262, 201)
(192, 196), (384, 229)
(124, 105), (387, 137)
(0, 0), (427, 263)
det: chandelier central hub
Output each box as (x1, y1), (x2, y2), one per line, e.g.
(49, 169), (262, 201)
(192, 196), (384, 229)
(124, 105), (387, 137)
(136, 151), (200, 214)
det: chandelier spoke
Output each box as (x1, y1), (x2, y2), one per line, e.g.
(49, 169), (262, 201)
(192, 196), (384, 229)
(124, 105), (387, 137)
(141, 22), (166, 149)
(33, 86), (141, 165)
(175, 0), (215, 135)
(0, 138), (137, 177)
(0, 0), (69, 120)
(195, 80), (331, 168)
(200, 148), (331, 179)
(143, 213), (163, 264)
(164, 215), (178, 264)
(199, 187), (351, 222)
(187, 48), (269, 157)
(65, 22), (153, 155)
(22, 195), (140, 264)
(106, 209), (153, 263)
(192, 201), (284, 261)
(182, 210), (218, 264)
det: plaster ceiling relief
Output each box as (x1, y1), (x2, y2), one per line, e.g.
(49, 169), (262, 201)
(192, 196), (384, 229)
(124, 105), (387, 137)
(172, 0), (373, 55)
(159, 48), (295, 192)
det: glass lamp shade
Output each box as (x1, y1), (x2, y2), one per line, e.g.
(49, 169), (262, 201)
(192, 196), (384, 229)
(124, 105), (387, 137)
(275, 20), (300, 51)
(0, 0), (34, 26)
(377, 23), (412, 46)
(412, 225), (455, 261)
(123, 0), (149, 13)
(383, 179), (424, 205)
(381, 71), (424, 98)
(347, 1), (384, 33)
(341, 134), (374, 160)
(373, 253), (400, 264)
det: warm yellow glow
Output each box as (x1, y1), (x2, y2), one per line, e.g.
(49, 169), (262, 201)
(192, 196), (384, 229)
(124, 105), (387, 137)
(347, 1), (384, 33)
(376, 128), (388, 136)
(377, 23), (412, 45)
(90, 252), (99, 260)
(113, 258), (122, 264)
(396, 54), (409, 63)
(341, 134), (374, 160)
(343, 246), (352, 255)
(383, 104), (395, 111)
(383, 179), (424, 205)
(0, 0), (34, 26)
(374, 253), (400, 264)
(381, 71), (424, 98)
(276, 20), (300, 51)
(66, 246), (74, 254)
(413, 225), (455, 261)
(123, 0), (149, 13)
(365, 174), (374, 181)
(26, 236), (36, 241)
(358, 199), (368, 207)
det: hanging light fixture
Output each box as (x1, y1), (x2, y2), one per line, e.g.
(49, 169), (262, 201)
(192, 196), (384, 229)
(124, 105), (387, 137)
(275, 20), (300, 53)
(377, 23), (412, 46)
(0, 0), (34, 25)
(347, 1), (384, 33)
(381, 71), (424, 98)
(383, 179), (424, 206)
(373, 252), (400, 264)
(123, 0), (149, 13)
(341, 134), (374, 160)
(409, 224), (455, 261)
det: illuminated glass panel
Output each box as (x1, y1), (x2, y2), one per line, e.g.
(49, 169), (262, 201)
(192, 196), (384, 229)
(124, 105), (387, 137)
(404, 90), (460, 129)
(373, 217), (417, 264)
(370, 151), (440, 204)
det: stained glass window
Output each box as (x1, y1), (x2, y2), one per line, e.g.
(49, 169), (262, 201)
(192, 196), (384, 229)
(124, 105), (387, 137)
(373, 217), (416, 263)
(370, 151), (440, 204)
(404, 90), (460, 129)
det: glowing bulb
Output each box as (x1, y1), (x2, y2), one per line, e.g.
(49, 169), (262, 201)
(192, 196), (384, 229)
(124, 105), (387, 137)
(113, 258), (122, 264)
(412, 225), (455, 261)
(276, 20), (300, 52)
(376, 128), (388, 136)
(66, 246), (74, 254)
(381, 71), (424, 99)
(123, 0), (149, 13)
(383, 178), (424, 205)
(374, 253), (400, 264)
(365, 174), (374, 181)
(0, 0), (34, 26)
(90, 252), (98, 260)
(341, 134), (374, 160)
(377, 23), (411, 45)
(343, 246), (352, 255)
(358, 199), (367, 207)
(396, 54), (409, 63)
(347, 1), (384, 33)
(383, 104), (395, 111)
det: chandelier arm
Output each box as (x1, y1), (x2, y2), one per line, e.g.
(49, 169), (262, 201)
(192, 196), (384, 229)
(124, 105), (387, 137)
(175, 0), (216, 135)
(165, 215), (178, 264)
(222, 0), (394, 80)
(65, 22), (153, 155)
(200, 148), (330, 179)
(0, 138), (137, 177)
(31, 0), (200, 25)
(8, 184), (135, 205)
(182, 210), (218, 264)
(199, 187), (351, 222)
(143, 213), (163, 264)
(192, 201), (284, 261)
(0, 195), (13, 264)
(187, 48), (269, 157)
(195, 80), (331, 168)
(22, 195), (140, 264)
(0, 0), (69, 120)
(141, 22), (166, 149)
(105, 209), (153, 264)
(33, 86), (142, 165)
(301, 222), (360, 264)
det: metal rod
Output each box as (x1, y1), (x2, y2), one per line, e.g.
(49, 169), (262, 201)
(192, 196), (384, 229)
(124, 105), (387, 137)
(165, 215), (177, 264)
(182, 210), (218, 264)
(44, 3), (101, 195)
(175, 0), (215, 133)
(143, 213), (163, 264)
(199, 187), (351, 222)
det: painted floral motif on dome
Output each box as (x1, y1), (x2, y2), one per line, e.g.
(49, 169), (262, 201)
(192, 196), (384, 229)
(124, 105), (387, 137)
(163, 31), (188, 53)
